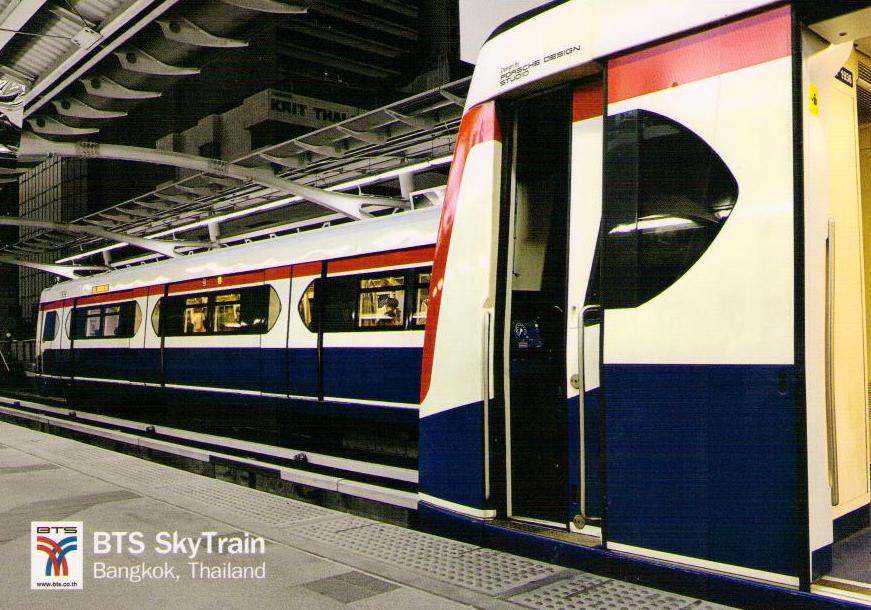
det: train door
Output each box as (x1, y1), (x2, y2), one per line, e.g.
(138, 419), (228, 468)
(598, 6), (801, 583)
(37, 306), (61, 378)
(287, 263), (320, 400)
(502, 86), (571, 526)
(63, 298), (77, 383)
(143, 287), (164, 388)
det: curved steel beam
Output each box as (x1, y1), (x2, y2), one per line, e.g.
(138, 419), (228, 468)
(52, 98), (127, 119)
(27, 117), (98, 136)
(0, 256), (107, 279)
(336, 125), (389, 144)
(219, 0), (309, 14)
(157, 17), (248, 48)
(0, 217), (212, 258)
(19, 134), (407, 218)
(80, 76), (161, 100)
(114, 47), (200, 76)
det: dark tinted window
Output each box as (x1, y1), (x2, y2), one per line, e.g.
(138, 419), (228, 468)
(158, 285), (280, 337)
(71, 301), (139, 339)
(42, 311), (57, 341)
(602, 110), (738, 308)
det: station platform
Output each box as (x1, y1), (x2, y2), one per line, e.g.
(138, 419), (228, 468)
(0, 421), (732, 609)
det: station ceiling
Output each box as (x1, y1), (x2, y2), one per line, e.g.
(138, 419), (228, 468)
(0, 0), (466, 269)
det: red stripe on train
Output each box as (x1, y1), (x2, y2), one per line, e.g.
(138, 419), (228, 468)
(39, 246), (433, 310)
(608, 5), (791, 104)
(328, 246), (435, 274)
(420, 101), (501, 403)
(573, 82), (603, 122)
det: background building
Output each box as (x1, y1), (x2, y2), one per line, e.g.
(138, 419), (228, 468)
(4, 0), (478, 331)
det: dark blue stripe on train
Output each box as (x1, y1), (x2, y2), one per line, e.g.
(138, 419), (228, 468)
(419, 401), (485, 509)
(164, 347), (262, 391)
(324, 347), (422, 404)
(603, 363), (800, 577)
(42, 346), (423, 406)
(286, 348), (318, 396)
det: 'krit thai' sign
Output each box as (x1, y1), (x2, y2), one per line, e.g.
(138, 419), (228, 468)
(268, 91), (362, 129)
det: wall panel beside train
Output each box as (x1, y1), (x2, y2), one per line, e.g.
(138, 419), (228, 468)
(34, 207), (439, 445)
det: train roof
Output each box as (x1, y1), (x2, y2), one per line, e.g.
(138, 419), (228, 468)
(465, 0), (781, 110)
(39, 206), (440, 305)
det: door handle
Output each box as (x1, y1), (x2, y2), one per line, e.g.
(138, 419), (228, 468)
(576, 304), (601, 527)
(482, 311), (492, 501)
(825, 219), (839, 506)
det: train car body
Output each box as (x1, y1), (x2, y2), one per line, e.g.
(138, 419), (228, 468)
(417, 0), (871, 600)
(35, 207), (438, 451)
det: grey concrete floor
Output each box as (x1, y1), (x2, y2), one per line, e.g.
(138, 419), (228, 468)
(0, 422), (731, 610)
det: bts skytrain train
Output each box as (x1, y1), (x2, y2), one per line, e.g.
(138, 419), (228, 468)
(32, 0), (871, 603)
(35, 206), (439, 455)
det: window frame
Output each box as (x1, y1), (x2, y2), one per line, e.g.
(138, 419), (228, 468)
(70, 301), (140, 340)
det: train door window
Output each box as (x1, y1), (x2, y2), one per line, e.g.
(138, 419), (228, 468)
(298, 283), (317, 330)
(42, 311), (57, 341)
(183, 296), (209, 334)
(151, 301), (161, 336)
(358, 274), (404, 328)
(413, 271), (431, 328)
(603, 110), (738, 308)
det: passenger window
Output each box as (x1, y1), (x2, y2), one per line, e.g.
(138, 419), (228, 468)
(214, 293), (241, 332)
(103, 306), (121, 337)
(84, 308), (102, 337)
(183, 296), (209, 334)
(42, 311), (57, 342)
(603, 110), (738, 308)
(358, 275), (404, 328)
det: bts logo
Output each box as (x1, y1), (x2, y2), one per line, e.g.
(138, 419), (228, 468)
(31, 522), (83, 590)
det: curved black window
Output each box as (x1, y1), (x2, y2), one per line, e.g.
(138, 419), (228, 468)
(71, 301), (140, 339)
(156, 285), (281, 337)
(602, 110), (738, 308)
